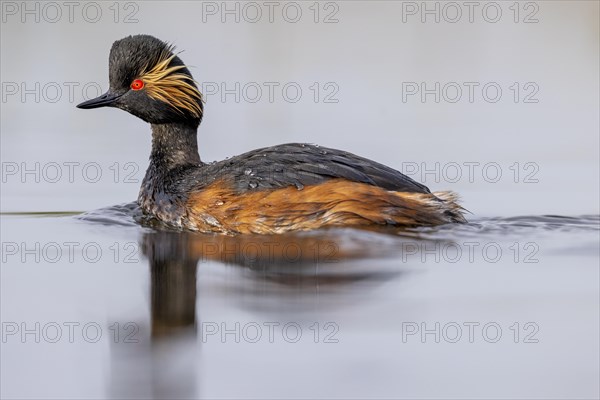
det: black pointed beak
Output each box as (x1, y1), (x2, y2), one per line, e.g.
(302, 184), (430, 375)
(77, 91), (122, 109)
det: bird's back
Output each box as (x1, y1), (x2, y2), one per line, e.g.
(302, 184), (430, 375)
(190, 143), (431, 194)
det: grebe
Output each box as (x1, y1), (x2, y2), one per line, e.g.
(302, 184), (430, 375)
(77, 34), (465, 234)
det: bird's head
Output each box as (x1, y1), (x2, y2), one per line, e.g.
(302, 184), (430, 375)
(77, 34), (203, 125)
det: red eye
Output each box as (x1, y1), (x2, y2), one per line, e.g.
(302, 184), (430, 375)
(131, 79), (144, 90)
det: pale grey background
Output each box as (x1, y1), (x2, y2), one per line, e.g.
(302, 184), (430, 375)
(1, 0), (598, 216)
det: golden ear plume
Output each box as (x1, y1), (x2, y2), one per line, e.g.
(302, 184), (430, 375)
(139, 49), (203, 119)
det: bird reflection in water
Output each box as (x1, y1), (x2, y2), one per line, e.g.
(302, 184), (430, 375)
(108, 226), (439, 399)
(142, 228), (407, 333)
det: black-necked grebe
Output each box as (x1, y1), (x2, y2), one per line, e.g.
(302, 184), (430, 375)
(77, 34), (466, 234)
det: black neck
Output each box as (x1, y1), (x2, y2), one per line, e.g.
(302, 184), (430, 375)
(138, 122), (202, 218)
(149, 122), (201, 169)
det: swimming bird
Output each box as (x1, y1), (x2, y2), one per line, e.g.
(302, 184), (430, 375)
(77, 34), (466, 234)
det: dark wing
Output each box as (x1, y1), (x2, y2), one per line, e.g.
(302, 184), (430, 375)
(190, 143), (431, 194)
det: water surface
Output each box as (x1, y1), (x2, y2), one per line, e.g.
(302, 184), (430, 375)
(1, 207), (598, 399)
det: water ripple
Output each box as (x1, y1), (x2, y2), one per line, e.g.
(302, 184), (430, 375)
(74, 203), (599, 235)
